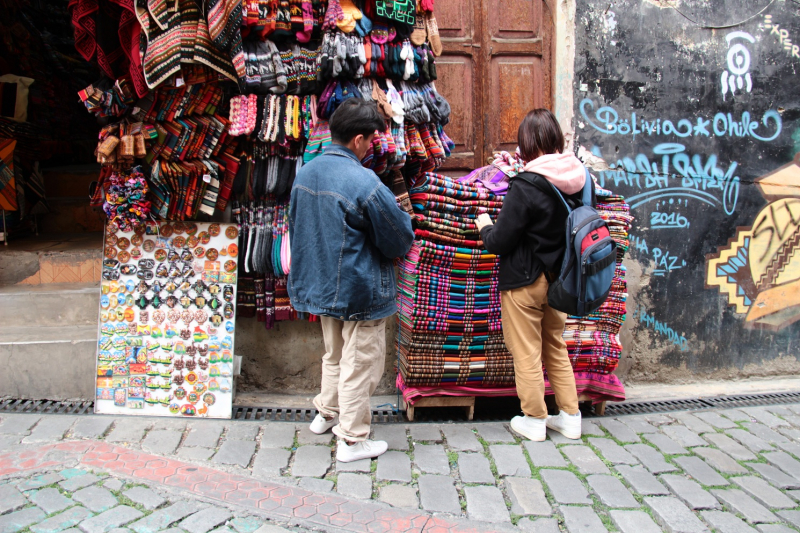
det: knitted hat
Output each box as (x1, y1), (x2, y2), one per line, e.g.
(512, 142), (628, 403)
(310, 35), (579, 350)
(370, 22), (396, 44)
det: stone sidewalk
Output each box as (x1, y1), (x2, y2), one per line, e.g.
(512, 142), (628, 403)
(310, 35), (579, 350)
(1, 404), (800, 532)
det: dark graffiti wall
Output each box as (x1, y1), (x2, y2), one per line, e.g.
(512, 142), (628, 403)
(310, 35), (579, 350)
(573, 0), (800, 382)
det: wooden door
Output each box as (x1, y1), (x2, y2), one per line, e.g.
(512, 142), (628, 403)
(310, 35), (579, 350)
(434, 0), (554, 175)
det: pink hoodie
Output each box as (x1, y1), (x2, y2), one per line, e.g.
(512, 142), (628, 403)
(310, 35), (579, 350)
(522, 153), (586, 195)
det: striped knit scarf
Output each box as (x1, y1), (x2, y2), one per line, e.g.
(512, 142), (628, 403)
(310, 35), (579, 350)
(207, 0), (247, 90)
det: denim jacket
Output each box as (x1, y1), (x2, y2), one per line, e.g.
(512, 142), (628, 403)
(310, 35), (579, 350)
(288, 144), (415, 320)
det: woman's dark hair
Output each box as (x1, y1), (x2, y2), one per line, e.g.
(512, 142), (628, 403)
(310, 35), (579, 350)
(329, 99), (385, 144)
(517, 108), (564, 162)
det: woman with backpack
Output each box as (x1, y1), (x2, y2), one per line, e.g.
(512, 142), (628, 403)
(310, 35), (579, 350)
(475, 109), (593, 442)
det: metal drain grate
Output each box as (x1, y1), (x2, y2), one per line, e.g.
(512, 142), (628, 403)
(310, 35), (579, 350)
(603, 390), (800, 416)
(231, 406), (404, 423)
(0, 398), (94, 415)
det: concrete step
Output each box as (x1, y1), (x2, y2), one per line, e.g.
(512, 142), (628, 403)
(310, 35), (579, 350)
(0, 283), (99, 328)
(0, 233), (102, 285)
(0, 325), (96, 401)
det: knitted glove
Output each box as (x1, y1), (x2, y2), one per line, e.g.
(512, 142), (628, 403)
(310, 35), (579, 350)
(323, 0), (344, 31)
(337, 0), (362, 33)
(400, 41), (414, 80)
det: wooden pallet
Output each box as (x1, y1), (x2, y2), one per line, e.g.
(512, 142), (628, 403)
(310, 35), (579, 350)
(404, 394), (606, 421)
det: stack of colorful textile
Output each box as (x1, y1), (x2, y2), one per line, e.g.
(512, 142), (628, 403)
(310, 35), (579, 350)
(397, 172), (631, 405)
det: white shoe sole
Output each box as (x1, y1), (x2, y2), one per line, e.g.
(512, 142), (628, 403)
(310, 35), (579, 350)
(545, 422), (581, 440)
(309, 418), (337, 435)
(510, 418), (546, 442)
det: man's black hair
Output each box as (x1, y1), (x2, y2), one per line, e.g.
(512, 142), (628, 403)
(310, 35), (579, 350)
(329, 99), (385, 144)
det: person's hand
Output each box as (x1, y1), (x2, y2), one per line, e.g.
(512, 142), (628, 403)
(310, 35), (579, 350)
(475, 213), (493, 231)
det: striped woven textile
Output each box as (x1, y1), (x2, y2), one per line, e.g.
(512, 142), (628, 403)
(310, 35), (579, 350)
(397, 173), (631, 403)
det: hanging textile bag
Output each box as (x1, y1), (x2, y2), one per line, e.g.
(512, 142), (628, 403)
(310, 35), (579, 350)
(520, 168), (616, 316)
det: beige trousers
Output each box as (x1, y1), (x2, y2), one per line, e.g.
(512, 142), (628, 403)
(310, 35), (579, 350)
(501, 274), (579, 419)
(313, 316), (387, 441)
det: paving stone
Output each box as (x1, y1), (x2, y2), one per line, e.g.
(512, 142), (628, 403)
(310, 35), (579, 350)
(140, 430), (182, 456)
(226, 424), (259, 441)
(179, 507), (232, 533)
(17, 474), (64, 492)
(588, 438), (638, 465)
(183, 424), (225, 448)
(209, 528), (236, 533)
(757, 524), (796, 533)
(80, 506), (143, 533)
(720, 409), (753, 422)
(643, 433), (689, 455)
(581, 421), (604, 437)
(615, 465), (670, 496)
(0, 484), (27, 514)
(72, 486), (117, 513)
(336, 473), (371, 500)
(417, 475), (460, 514)
(0, 415), (41, 435)
(516, 517), (561, 533)
(414, 444), (450, 474)
(768, 406), (794, 417)
(662, 425), (708, 447)
(524, 440), (567, 467)
(741, 408), (790, 428)
(252, 526), (291, 533)
(295, 427), (332, 446)
(31, 507), (94, 533)
(408, 425), (442, 443)
(700, 511), (758, 533)
(777, 510), (800, 528)
(122, 487), (166, 511)
(335, 458), (371, 473)
(586, 474), (638, 508)
(661, 474), (720, 509)
(378, 484), (418, 509)
(290, 446), (331, 478)
(128, 502), (198, 533)
(297, 478), (333, 493)
(464, 486), (509, 523)
(29, 487), (74, 514)
(102, 479), (123, 493)
(788, 489), (800, 501)
(252, 448), (290, 478)
(475, 423), (515, 443)
(646, 414), (676, 426)
(441, 425), (482, 452)
(673, 456), (729, 486)
(23, 417), (76, 443)
(625, 443), (678, 473)
(728, 429), (775, 454)
(256, 424), (294, 449)
(693, 447), (748, 474)
(711, 489), (778, 524)
(372, 426), (408, 451)
(228, 517), (262, 533)
(645, 496), (710, 533)
(746, 462), (800, 490)
(742, 423), (789, 444)
(59, 470), (88, 480)
(673, 412), (715, 434)
(619, 416), (659, 434)
(777, 426), (800, 441)
(504, 477), (551, 516)
(560, 445), (609, 475)
(539, 469), (591, 504)
(732, 476), (796, 509)
(609, 510), (662, 533)
(176, 447), (215, 462)
(490, 444), (531, 477)
(764, 450), (800, 480)
(545, 428), (578, 444)
(694, 412), (738, 430)
(702, 433), (757, 461)
(105, 421), (150, 444)
(560, 506), (606, 533)
(213, 440), (256, 468)
(776, 439), (800, 459)
(376, 451), (412, 482)
(458, 453), (495, 484)
(59, 474), (101, 493)
(0, 507), (47, 533)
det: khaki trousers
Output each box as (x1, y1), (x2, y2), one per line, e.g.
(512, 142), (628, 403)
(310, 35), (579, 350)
(501, 274), (579, 419)
(313, 316), (387, 441)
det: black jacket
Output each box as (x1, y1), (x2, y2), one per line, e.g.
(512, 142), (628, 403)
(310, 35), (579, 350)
(479, 172), (595, 292)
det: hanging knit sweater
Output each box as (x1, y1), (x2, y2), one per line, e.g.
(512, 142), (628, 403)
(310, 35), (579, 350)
(207, 0), (247, 89)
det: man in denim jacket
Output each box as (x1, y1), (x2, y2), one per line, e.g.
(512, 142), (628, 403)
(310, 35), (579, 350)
(288, 99), (415, 462)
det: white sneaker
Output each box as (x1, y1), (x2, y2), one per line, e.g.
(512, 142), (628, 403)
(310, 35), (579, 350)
(546, 410), (582, 439)
(510, 415), (547, 441)
(309, 413), (338, 434)
(336, 439), (388, 463)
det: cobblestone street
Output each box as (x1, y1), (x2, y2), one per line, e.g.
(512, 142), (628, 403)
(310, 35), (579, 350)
(1, 404), (800, 532)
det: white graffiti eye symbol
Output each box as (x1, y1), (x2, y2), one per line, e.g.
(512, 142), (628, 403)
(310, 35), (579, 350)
(721, 31), (755, 101)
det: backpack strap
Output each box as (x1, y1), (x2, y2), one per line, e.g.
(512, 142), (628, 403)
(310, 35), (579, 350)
(515, 172), (571, 213)
(581, 167), (593, 207)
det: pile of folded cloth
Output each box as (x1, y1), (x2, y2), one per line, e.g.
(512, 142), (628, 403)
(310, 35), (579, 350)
(397, 171), (631, 403)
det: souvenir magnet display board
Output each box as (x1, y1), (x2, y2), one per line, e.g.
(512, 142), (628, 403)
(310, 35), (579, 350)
(95, 221), (240, 418)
